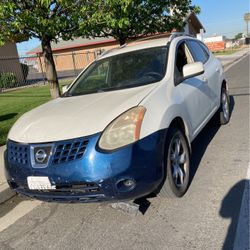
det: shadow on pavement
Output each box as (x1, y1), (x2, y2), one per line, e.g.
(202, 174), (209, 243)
(189, 95), (235, 186)
(0, 195), (30, 218)
(220, 180), (246, 250)
(0, 113), (17, 122)
(136, 96), (235, 215)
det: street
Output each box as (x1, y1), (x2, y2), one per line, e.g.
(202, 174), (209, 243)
(0, 55), (249, 250)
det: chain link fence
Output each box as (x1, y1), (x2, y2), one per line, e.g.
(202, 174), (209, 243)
(0, 50), (99, 91)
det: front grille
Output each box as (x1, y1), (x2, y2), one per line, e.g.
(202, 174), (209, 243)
(8, 142), (29, 165)
(52, 138), (89, 165)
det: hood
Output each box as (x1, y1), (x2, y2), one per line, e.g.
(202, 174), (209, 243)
(8, 84), (157, 143)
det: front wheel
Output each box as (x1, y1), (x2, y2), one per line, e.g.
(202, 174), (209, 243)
(158, 128), (190, 198)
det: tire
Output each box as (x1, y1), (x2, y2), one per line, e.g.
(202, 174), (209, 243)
(158, 127), (190, 198)
(215, 87), (230, 125)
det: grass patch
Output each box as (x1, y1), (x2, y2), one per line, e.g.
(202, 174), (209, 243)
(0, 79), (73, 145)
(213, 47), (241, 56)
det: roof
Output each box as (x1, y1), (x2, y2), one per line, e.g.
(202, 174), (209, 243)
(185, 12), (206, 33)
(27, 37), (116, 55)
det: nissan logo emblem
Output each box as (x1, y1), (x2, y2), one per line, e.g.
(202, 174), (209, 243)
(35, 149), (47, 163)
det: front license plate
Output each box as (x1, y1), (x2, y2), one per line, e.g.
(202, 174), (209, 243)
(27, 176), (55, 190)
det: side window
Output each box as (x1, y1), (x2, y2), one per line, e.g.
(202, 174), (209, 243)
(187, 40), (209, 64)
(175, 42), (194, 84)
(198, 42), (210, 57)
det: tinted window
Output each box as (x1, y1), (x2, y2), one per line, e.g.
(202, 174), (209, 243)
(187, 40), (209, 64)
(199, 42), (210, 57)
(67, 46), (168, 96)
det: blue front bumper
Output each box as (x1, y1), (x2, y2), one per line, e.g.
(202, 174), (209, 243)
(4, 130), (166, 202)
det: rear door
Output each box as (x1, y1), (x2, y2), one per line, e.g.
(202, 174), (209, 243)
(186, 40), (220, 110)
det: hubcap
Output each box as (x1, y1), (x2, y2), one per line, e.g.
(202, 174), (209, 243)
(222, 92), (229, 120)
(169, 136), (187, 188)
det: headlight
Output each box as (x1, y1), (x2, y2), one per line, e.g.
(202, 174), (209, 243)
(98, 106), (146, 150)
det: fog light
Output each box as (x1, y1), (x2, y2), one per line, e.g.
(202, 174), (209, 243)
(116, 178), (136, 192)
(123, 179), (135, 187)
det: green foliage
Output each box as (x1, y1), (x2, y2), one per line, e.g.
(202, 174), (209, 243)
(0, 0), (86, 43)
(0, 72), (17, 89)
(80, 0), (198, 45)
(0, 0), (87, 98)
(234, 33), (243, 40)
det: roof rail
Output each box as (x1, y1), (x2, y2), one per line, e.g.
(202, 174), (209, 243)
(99, 43), (127, 58)
(169, 32), (195, 42)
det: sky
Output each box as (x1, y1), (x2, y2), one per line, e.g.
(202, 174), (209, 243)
(16, 0), (250, 56)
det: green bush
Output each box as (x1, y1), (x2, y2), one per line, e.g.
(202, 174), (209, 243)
(0, 72), (17, 89)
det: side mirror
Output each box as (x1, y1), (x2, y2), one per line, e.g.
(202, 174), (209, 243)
(62, 85), (69, 94)
(183, 62), (204, 80)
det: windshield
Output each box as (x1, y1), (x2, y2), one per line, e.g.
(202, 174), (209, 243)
(67, 46), (168, 96)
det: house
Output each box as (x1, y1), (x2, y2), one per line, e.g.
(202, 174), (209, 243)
(27, 12), (205, 73)
(0, 42), (25, 83)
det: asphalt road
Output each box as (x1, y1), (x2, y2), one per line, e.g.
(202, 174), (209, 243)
(0, 55), (249, 250)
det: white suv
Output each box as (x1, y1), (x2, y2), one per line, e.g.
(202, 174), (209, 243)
(5, 34), (230, 202)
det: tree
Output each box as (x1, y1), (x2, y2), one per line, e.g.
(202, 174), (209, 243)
(0, 0), (85, 98)
(80, 0), (199, 45)
(234, 33), (243, 40)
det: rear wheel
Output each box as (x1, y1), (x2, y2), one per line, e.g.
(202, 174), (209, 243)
(216, 87), (230, 125)
(159, 127), (190, 198)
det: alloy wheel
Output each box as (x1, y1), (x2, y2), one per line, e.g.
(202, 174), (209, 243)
(222, 92), (229, 121)
(169, 136), (187, 188)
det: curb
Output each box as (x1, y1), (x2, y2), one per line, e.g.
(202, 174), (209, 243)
(0, 145), (16, 204)
(0, 183), (15, 204)
(222, 52), (249, 70)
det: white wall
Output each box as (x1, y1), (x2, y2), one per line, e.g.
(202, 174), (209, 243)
(204, 36), (225, 43)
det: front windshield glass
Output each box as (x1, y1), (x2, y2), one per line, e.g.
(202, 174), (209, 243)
(67, 46), (168, 96)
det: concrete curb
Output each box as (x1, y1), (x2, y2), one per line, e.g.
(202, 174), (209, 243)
(0, 145), (15, 204)
(223, 52), (249, 70)
(0, 183), (15, 204)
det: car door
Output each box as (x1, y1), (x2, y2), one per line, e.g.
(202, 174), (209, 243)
(174, 41), (212, 136)
(186, 40), (219, 110)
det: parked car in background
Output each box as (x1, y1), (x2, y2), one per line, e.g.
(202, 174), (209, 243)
(5, 33), (230, 202)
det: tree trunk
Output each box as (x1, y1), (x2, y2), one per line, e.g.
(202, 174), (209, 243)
(118, 35), (126, 46)
(41, 37), (60, 98)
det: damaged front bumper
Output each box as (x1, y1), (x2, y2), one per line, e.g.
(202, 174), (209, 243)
(4, 130), (166, 203)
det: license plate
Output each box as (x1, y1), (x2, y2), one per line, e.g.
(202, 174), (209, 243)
(27, 176), (55, 190)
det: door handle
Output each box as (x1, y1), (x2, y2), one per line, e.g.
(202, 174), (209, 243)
(216, 67), (220, 72)
(202, 77), (208, 83)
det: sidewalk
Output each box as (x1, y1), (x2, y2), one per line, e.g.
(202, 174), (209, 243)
(0, 46), (249, 204)
(215, 47), (250, 68)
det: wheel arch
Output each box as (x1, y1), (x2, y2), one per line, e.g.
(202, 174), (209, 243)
(168, 116), (191, 153)
(222, 79), (228, 90)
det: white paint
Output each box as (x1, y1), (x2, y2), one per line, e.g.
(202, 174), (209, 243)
(8, 83), (158, 143)
(0, 200), (41, 232)
(183, 62), (204, 79)
(8, 35), (224, 147)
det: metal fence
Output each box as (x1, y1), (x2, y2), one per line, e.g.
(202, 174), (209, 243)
(0, 50), (99, 91)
